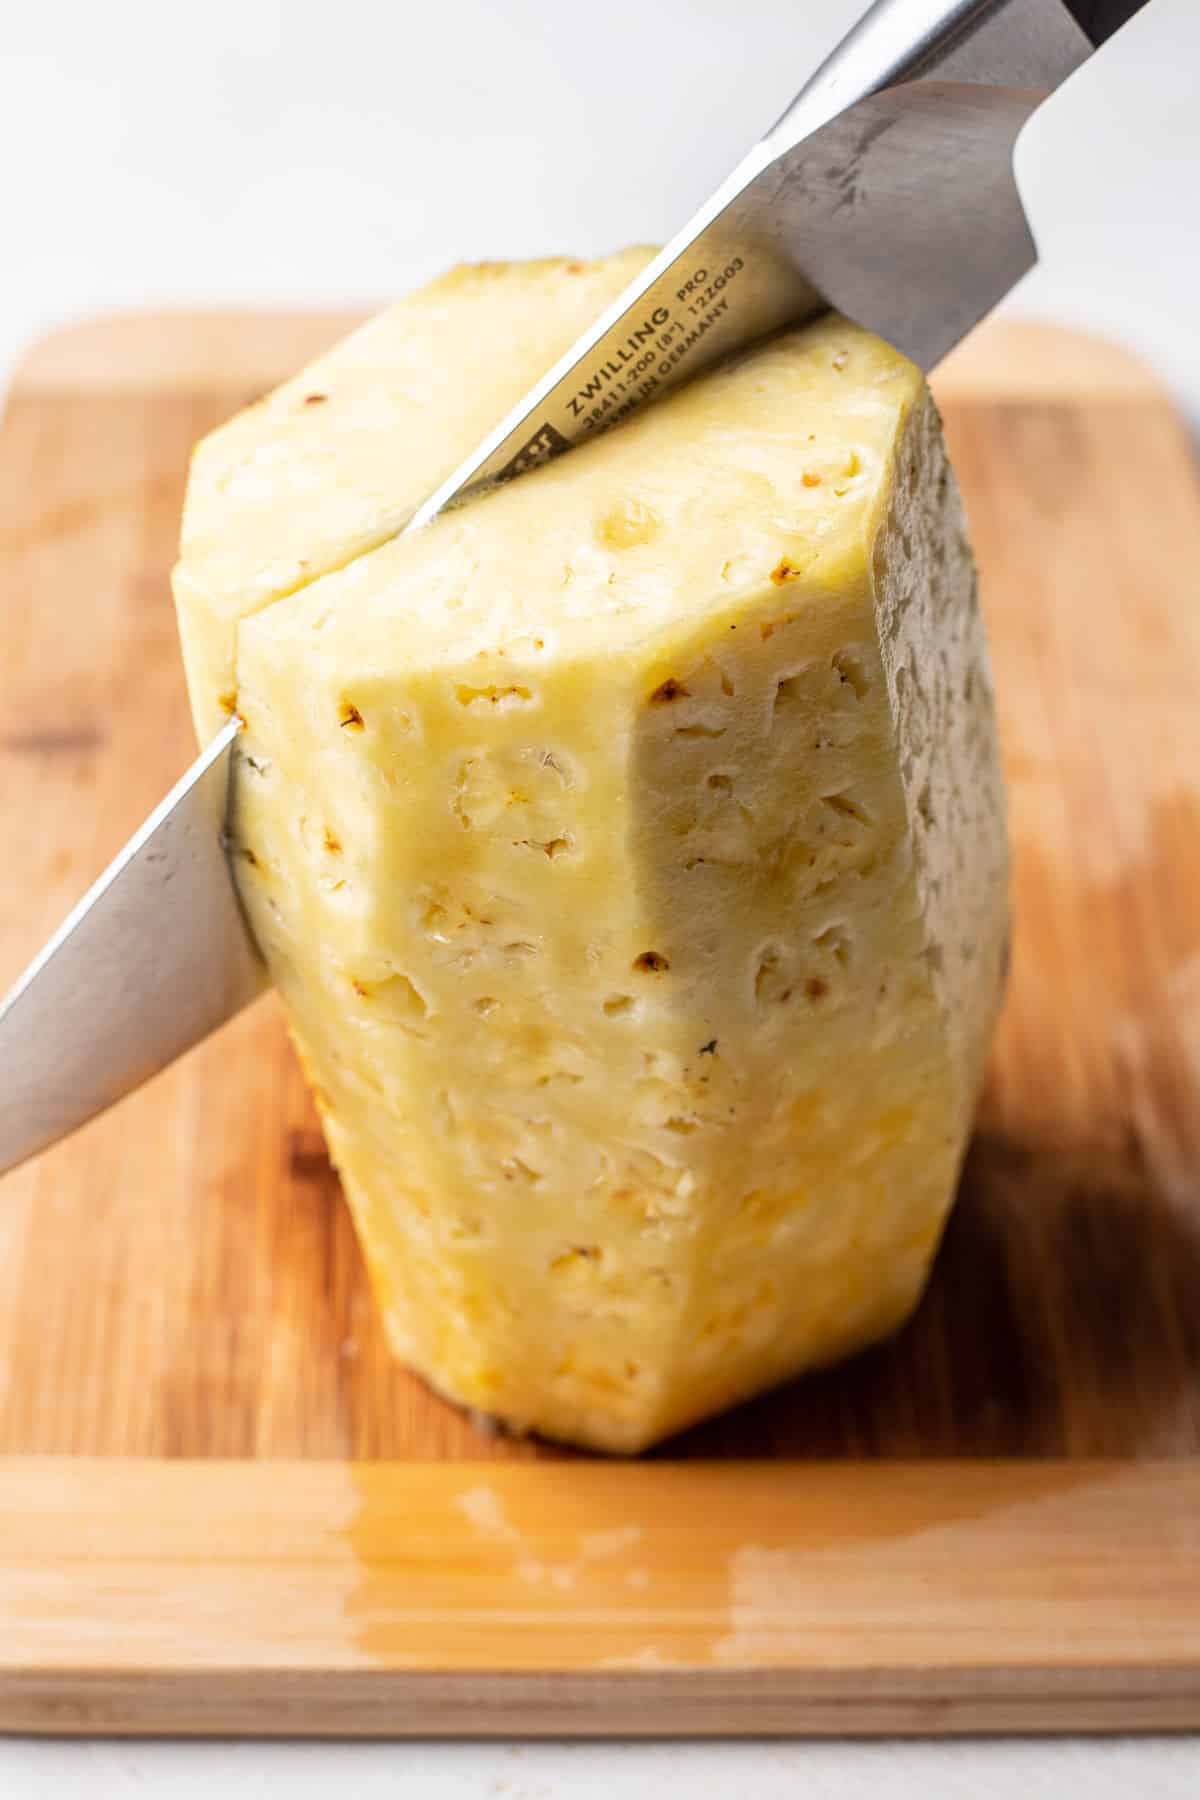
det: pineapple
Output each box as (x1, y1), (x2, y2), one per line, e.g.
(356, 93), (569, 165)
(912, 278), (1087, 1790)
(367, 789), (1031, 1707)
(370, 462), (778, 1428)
(174, 261), (1007, 1452)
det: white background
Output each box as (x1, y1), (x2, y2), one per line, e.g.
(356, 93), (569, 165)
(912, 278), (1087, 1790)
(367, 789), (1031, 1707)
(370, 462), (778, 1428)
(3, 0), (1199, 1793)
(3, 0), (1200, 417)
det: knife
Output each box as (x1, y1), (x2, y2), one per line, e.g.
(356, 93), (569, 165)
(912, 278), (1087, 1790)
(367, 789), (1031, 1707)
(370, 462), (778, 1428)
(0, 0), (1149, 1174)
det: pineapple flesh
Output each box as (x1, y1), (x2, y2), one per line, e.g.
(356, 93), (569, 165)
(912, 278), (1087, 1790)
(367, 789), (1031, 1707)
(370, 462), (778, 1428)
(173, 258), (1008, 1453)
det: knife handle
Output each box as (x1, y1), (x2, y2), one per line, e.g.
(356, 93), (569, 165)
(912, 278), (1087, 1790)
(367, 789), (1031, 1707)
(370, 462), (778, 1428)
(1060, 0), (1148, 47)
(769, 0), (1143, 155)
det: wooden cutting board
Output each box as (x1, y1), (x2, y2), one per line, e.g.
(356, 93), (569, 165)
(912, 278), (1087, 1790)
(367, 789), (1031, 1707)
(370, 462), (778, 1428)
(2, 311), (1200, 1736)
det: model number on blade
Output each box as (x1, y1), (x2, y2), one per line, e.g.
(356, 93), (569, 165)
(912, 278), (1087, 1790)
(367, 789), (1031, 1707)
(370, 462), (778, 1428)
(677, 258), (744, 313)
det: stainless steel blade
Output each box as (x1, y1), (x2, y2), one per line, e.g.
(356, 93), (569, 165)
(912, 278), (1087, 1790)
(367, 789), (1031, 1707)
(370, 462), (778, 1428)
(407, 0), (1094, 527)
(0, 0), (1142, 1175)
(0, 720), (264, 1172)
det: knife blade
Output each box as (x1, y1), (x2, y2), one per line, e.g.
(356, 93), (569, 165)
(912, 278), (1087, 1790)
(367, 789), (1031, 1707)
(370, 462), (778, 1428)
(0, 0), (1149, 1173)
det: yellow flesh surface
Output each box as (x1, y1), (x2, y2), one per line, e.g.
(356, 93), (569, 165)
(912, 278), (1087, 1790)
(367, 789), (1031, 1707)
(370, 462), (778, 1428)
(174, 251), (654, 741)
(174, 262), (1008, 1452)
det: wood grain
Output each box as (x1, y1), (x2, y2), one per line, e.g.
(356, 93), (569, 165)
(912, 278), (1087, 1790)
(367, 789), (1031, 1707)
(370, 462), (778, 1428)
(3, 1458), (1200, 1736)
(2, 314), (1200, 1733)
(3, 317), (1199, 1464)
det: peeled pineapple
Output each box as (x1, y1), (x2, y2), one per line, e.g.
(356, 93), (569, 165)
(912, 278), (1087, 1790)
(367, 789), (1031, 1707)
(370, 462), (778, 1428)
(173, 258), (1007, 1452)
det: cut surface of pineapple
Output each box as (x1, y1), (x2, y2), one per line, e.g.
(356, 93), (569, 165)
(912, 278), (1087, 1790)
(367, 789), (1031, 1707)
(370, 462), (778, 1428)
(175, 264), (1008, 1453)
(173, 250), (653, 741)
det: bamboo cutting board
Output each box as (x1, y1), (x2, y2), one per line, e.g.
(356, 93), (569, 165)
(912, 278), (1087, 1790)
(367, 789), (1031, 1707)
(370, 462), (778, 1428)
(2, 312), (1200, 1736)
